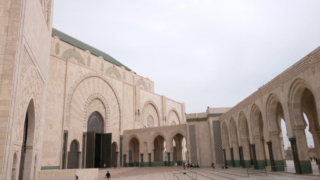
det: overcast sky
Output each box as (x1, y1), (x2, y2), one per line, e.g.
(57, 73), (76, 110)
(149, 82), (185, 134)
(53, 0), (320, 147)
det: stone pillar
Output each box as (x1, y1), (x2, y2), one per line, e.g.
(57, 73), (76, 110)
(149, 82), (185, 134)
(267, 141), (275, 171)
(253, 136), (266, 169)
(225, 148), (232, 166)
(148, 153), (151, 167)
(264, 141), (271, 166)
(230, 148), (235, 167)
(311, 131), (320, 170)
(167, 152), (171, 166)
(123, 154), (127, 167)
(140, 154), (144, 167)
(239, 146), (244, 167)
(269, 132), (285, 171)
(294, 129), (312, 174)
(232, 142), (241, 167)
(250, 144), (258, 169)
(241, 140), (251, 168)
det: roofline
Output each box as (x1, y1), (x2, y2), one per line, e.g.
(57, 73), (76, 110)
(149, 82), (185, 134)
(52, 28), (131, 71)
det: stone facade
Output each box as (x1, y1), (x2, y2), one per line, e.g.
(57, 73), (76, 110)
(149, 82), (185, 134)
(1, 0), (320, 179)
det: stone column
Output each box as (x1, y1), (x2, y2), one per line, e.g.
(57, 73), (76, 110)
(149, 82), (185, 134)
(140, 154), (144, 167)
(269, 132), (285, 171)
(167, 152), (171, 166)
(123, 154), (127, 167)
(148, 153), (151, 167)
(311, 131), (320, 170)
(294, 128), (312, 174)
(253, 136), (266, 169)
(241, 140), (251, 168)
(232, 142), (241, 167)
(230, 148), (235, 167)
(225, 147), (231, 166)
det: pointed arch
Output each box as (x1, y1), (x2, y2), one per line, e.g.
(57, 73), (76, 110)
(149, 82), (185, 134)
(229, 117), (239, 144)
(238, 111), (249, 140)
(167, 109), (181, 125)
(141, 101), (161, 127)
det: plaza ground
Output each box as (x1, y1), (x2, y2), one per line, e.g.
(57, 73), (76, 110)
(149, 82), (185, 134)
(98, 160), (320, 179)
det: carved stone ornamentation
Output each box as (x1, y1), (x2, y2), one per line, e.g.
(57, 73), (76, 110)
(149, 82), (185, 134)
(15, 49), (44, 149)
(55, 42), (60, 55)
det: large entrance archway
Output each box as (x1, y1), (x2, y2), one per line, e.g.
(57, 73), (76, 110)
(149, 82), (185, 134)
(288, 81), (320, 174)
(85, 111), (112, 168)
(18, 100), (36, 180)
(171, 133), (186, 166)
(153, 135), (165, 164)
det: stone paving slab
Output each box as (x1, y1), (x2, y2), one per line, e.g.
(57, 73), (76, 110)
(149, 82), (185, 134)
(99, 166), (320, 180)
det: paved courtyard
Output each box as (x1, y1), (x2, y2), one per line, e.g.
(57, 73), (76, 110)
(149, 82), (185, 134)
(98, 161), (320, 180)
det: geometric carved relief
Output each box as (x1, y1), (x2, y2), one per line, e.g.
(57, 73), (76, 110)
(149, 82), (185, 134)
(65, 74), (121, 131)
(213, 121), (224, 164)
(106, 66), (121, 80)
(136, 78), (148, 90)
(84, 94), (110, 132)
(141, 103), (159, 128)
(15, 49), (44, 149)
(61, 49), (85, 65)
(40, 0), (52, 26)
(189, 125), (198, 164)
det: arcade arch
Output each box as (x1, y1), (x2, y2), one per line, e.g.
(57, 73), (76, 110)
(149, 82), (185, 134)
(153, 135), (166, 162)
(238, 112), (252, 168)
(229, 118), (241, 167)
(171, 133), (186, 165)
(250, 104), (269, 169)
(288, 79), (320, 173)
(129, 137), (140, 165)
(266, 94), (287, 171)
(222, 122), (231, 166)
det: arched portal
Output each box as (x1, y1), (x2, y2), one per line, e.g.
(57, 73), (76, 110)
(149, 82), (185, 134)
(67, 140), (79, 169)
(289, 81), (320, 174)
(154, 135), (165, 162)
(239, 112), (251, 168)
(18, 99), (36, 180)
(251, 105), (269, 169)
(85, 111), (112, 168)
(171, 133), (186, 166)
(229, 118), (241, 167)
(129, 138), (139, 166)
(112, 142), (118, 167)
(266, 94), (287, 171)
(87, 111), (104, 133)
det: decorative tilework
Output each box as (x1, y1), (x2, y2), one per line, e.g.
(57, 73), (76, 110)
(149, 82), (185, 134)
(213, 121), (224, 164)
(189, 125), (197, 164)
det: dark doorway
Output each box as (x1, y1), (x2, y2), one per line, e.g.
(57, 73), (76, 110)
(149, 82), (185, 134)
(85, 111), (112, 168)
(112, 142), (118, 167)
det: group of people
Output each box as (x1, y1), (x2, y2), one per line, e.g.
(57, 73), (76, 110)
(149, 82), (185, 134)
(183, 162), (200, 169)
(310, 156), (318, 164)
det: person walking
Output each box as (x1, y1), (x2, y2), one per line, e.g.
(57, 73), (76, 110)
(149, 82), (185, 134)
(105, 171), (111, 180)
